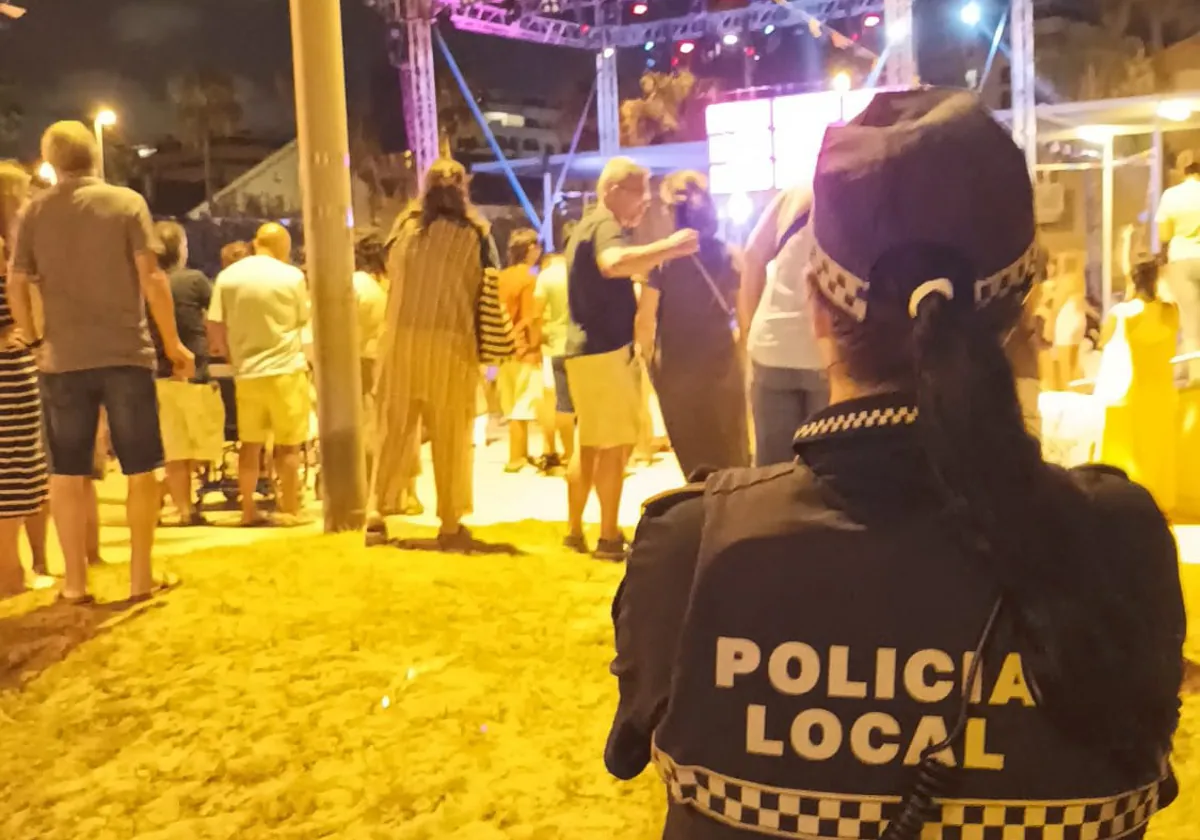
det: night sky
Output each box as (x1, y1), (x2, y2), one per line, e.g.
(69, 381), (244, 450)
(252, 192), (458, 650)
(0, 0), (593, 157)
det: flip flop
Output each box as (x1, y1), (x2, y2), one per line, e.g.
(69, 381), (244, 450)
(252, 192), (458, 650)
(364, 518), (388, 547)
(129, 572), (182, 604)
(57, 592), (96, 606)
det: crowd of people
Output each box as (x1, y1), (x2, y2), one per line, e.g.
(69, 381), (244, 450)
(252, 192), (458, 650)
(0, 86), (1193, 839)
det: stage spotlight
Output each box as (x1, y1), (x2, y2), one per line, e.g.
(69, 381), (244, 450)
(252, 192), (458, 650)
(960, 2), (982, 26)
(678, 40), (696, 54)
(763, 24), (776, 35)
(722, 32), (739, 46)
(602, 46), (615, 58)
(632, 2), (648, 15)
(832, 71), (852, 92)
(726, 192), (753, 226)
(863, 13), (881, 27)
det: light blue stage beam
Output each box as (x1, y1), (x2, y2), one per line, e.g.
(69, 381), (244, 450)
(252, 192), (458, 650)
(978, 10), (1008, 92)
(542, 78), (598, 248)
(434, 27), (542, 230)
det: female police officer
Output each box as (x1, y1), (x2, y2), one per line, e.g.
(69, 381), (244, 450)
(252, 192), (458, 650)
(605, 89), (1184, 840)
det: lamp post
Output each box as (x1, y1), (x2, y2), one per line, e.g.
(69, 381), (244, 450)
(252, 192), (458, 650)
(93, 108), (116, 181)
(288, 0), (366, 532)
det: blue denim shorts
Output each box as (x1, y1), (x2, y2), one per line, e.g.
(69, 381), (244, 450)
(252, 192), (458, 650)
(41, 366), (164, 477)
(551, 355), (574, 415)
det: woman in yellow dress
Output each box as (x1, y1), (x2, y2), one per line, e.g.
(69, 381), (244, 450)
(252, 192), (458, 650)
(1096, 259), (1180, 511)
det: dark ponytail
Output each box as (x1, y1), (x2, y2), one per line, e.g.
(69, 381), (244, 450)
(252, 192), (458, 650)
(817, 243), (1177, 775)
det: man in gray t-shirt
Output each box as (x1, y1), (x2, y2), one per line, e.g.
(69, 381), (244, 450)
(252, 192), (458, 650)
(8, 120), (194, 604)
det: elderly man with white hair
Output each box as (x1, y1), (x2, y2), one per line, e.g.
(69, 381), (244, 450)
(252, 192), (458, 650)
(561, 157), (700, 561)
(8, 120), (193, 604)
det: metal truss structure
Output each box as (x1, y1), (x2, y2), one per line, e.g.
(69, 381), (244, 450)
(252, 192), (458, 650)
(881, 0), (914, 87)
(447, 0), (884, 49)
(372, 0), (919, 193)
(1009, 0), (1037, 173)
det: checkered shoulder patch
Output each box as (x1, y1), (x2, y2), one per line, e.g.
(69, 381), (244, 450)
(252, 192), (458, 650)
(793, 405), (919, 442)
(653, 746), (1163, 840)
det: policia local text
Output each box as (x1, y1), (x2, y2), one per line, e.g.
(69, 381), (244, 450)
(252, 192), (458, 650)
(717, 638), (1036, 770)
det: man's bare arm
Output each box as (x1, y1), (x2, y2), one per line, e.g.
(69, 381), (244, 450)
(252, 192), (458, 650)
(7, 270), (37, 342)
(739, 192), (787, 336)
(1159, 219), (1175, 261)
(598, 230), (698, 280)
(207, 321), (230, 360)
(137, 250), (194, 378)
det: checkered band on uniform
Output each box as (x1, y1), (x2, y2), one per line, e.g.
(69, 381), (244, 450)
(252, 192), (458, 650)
(809, 239), (1044, 323)
(652, 746), (1164, 840)
(794, 406), (919, 441)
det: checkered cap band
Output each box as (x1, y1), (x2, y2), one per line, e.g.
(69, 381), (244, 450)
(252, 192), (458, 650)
(810, 244), (870, 322)
(653, 746), (1162, 840)
(794, 405), (919, 442)
(810, 239), (1042, 323)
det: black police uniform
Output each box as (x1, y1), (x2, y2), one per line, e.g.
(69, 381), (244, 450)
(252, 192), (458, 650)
(606, 393), (1184, 840)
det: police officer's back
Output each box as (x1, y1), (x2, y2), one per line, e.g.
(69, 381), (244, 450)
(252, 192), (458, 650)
(605, 89), (1185, 840)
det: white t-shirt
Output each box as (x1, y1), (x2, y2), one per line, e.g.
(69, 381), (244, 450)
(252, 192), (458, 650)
(353, 271), (387, 362)
(746, 188), (822, 371)
(534, 258), (570, 358)
(1156, 177), (1200, 262)
(209, 254), (310, 379)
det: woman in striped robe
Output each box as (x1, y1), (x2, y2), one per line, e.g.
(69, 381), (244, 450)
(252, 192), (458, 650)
(0, 162), (49, 595)
(367, 160), (499, 550)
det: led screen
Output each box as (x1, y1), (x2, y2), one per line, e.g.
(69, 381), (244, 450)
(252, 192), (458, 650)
(705, 89), (881, 194)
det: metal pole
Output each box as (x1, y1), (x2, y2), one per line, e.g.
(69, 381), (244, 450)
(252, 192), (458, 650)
(549, 80), (596, 208)
(94, 120), (106, 182)
(1102, 135), (1115, 312)
(596, 48), (620, 156)
(289, 0), (366, 532)
(1010, 0), (1036, 174)
(1150, 126), (1164, 255)
(882, 0), (916, 86)
(542, 169), (554, 249)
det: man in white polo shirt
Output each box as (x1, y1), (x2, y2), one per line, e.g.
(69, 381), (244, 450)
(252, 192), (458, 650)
(207, 223), (310, 525)
(1158, 162), (1200, 383)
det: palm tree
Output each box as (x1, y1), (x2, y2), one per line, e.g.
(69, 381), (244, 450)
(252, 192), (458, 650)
(170, 71), (244, 205)
(349, 112), (417, 224)
(619, 70), (712, 147)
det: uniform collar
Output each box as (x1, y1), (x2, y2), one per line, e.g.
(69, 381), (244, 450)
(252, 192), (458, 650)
(791, 392), (934, 519)
(792, 392), (919, 451)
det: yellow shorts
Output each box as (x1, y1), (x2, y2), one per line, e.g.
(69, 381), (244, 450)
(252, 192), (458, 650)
(497, 359), (542, 421)
(565, 345), (642, 449)
(155, 379), (225, 463)
(235, 370), (311, 447)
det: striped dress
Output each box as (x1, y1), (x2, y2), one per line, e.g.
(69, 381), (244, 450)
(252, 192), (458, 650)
(0, 274), (48, 518)
(370, 214), (491, 525)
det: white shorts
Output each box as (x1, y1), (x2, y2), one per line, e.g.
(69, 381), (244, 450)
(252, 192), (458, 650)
(565, 346), (642, 449)
(156, 379), (225, 463)
(497, 360), (542, 422)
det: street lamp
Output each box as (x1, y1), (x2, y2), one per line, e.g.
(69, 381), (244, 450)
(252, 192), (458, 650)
(93, 108), (117, 181)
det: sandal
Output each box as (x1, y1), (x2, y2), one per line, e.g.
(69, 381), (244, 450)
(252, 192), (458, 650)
(57, 592), (96, 606)
(364, 517), (388, 547)
(129, 572), (181, 604)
